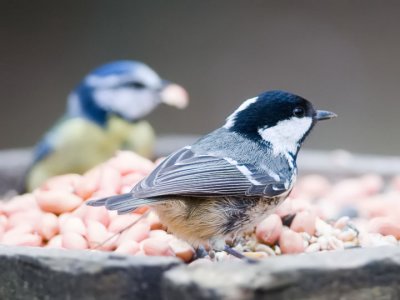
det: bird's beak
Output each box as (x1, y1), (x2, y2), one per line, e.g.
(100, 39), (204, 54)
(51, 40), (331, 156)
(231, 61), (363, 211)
(159, 82), (189, 109)
(315, 110), (337, 121)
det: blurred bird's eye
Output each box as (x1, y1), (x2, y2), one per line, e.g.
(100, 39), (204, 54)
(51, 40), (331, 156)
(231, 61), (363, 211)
(293, 107), (305, 118)
(125, 81), (146, 89)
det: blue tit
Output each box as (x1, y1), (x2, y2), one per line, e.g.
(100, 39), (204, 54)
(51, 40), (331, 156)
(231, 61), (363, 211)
(25, 60), (188, 191)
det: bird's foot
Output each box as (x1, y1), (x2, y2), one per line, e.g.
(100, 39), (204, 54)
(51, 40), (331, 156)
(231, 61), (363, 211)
(223, 245), (258, 264)
(209, 238), (258, 263)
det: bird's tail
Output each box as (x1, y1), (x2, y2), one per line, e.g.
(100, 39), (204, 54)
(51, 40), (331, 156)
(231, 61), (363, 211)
(86, 193), (155, 214)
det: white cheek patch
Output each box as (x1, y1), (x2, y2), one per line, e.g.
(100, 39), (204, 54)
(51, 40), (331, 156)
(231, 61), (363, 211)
(258, 117), (313, 155)
(224, 97), (258, 129)
(93, 88), (158, 120)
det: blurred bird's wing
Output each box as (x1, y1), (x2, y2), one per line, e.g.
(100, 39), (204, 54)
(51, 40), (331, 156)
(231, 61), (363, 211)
(31, 117), (69, 164)
(21, 117), (71, 192)
(26, 117), (116, 191)
(132, 147), (288, 198)
(31, 117), (114, 166)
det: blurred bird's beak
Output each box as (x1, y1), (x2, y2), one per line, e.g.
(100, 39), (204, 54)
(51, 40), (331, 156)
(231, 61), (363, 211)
(159, 83), (189, 109)
(315, 110), (337, 121)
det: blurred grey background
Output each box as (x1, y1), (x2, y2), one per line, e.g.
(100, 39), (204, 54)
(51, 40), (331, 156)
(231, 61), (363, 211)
(1, 0), (400, 155)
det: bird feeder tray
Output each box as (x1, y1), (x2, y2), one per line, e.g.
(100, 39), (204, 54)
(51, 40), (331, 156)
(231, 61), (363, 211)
(0, 136), (400, 299)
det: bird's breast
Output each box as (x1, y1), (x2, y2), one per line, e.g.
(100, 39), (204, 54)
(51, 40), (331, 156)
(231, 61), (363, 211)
(225, 196), (287, 235)
(152, 195), (288, 247)
(107, 116), (155, 157)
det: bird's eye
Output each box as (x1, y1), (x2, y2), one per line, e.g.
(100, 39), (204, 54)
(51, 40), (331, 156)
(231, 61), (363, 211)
(126, 81), (146, 89)
(293, 107), (305, 118)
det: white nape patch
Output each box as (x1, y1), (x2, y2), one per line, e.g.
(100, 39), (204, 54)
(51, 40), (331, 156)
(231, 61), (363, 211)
(223, 97), (258, 129)
(93, 88), (158, 120)
(223, 156), (261, 185)
(258, 117), (313, 156)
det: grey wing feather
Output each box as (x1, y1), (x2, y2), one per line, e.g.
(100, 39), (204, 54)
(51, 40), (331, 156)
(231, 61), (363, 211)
(87, 194), (154, 214)
(87, 147), (289, 215)
(131, 147), (287, 198)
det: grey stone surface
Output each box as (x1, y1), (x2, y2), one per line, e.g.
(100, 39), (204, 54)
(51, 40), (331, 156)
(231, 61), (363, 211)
(0, 241), (400, 299)
(163, 246), (400, 300)
(0, 245), (181, 300)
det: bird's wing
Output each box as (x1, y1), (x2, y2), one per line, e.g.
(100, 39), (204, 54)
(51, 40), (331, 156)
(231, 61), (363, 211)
(31, 117), (110, 165)
(31, 117), (69, 164)
(132, 147), (289, 198)
(26, 118), (113, 191)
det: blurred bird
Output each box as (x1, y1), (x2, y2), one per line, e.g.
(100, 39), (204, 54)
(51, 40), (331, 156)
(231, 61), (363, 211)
(25, 60), (188, 191)
(88, 90), (336, 259)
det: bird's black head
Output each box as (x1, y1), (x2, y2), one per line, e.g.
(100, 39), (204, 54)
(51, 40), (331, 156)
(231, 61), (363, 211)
(225, 90), (336, 155)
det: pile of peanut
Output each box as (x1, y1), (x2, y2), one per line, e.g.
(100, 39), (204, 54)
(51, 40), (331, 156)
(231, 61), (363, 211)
(1, 151), (399, 263)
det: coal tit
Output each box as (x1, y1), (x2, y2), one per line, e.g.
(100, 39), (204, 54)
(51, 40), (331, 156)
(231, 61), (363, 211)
(88, 90), (336, 257)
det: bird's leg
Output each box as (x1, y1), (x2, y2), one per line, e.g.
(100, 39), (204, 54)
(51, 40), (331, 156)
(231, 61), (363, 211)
(223, 245), (247, 259)
(223, 245), (258, 264)
(210, 238), (258, 263)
